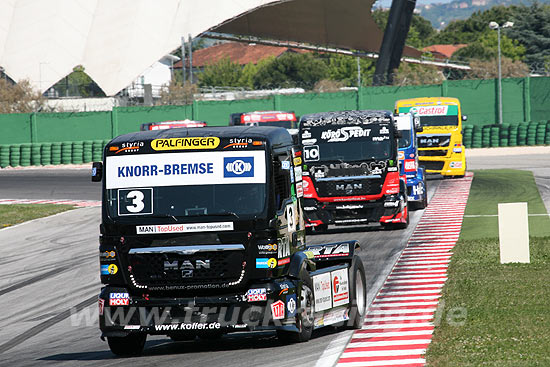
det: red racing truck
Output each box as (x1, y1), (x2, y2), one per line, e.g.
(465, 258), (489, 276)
(299, 110), (409, 232)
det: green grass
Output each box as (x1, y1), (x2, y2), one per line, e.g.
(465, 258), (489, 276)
(0, 204), (74, 228)
(461, 169), (550, 240)
(426, 170), (550, 366)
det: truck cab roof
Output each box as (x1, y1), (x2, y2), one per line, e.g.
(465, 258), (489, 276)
(300, 110), (394, 127)
(110, 126), (294, 148)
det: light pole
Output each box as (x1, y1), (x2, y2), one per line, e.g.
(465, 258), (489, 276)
(489, 21), (514, 125)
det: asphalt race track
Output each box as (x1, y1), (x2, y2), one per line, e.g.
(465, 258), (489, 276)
(1, 149), (548, 367)
(0, 168), (440, 367)
(0, 168), (99, 201)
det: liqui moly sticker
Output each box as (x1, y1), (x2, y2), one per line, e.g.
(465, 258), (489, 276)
(136, 222), (233, 234)
(271, 300), (285, 320)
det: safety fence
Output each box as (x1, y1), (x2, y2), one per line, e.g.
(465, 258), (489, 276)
(1, 121), (549, 167)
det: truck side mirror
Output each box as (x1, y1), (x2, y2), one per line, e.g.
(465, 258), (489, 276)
(462, 115), (468, 121)
(269, 217), (279, 229)
(91, 162), (103, 182)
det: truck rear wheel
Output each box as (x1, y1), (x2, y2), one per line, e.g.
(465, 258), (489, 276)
(276, 264), (314, 343)
(348, 255), (367, 329)
(107, 333), (146, 356)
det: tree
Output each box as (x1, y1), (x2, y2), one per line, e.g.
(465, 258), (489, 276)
(429, 5), (521, 45)
(320, 54), (376, 87)
(198, 57), (244, 88)
(506, 2), (550, 72)
(452, 31), (525, 62)
(467, 57), (530, 79)
(252, 52), (329, 90)
(0, 79), (47, 113)
(392, 63), (445, 86)
(51, 65), (105, 97)
(159, 81), (198, 105)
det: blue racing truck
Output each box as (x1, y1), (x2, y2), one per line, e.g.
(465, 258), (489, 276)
(394, 113), (427, 210)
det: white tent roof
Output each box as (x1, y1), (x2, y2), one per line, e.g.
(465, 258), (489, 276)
(0, 0), (281, 96)
(0, 0), (415, 96)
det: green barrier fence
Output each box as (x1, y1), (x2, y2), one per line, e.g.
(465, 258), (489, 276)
(0, 76), (550, 146)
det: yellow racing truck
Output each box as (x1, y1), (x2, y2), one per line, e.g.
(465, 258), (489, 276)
(394, 97), (466, 177)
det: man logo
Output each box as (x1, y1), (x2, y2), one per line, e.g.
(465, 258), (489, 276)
(224, 157), (254, 178)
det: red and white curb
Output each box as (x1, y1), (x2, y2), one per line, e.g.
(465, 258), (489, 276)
(337, 173), (474, 367)
(0, 199), (101, 207)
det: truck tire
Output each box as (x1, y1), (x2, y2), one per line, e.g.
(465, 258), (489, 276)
(315, 224), (328, 233)
(420, 180), (428, 209)
(347, 255), (367, 329)
(277, 264), (314, 343)
(107, 333), (146, 356)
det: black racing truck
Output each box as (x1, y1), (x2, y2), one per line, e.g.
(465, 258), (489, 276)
(299, 110), (409, 232)
(92, 126), (367, 356)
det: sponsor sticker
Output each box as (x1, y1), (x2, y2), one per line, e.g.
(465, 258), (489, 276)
(100, 264), (118, 275)
(398, 151), (405, 160)
(320, 126), (371, 142)
(450, 161), (462, 168)
(105, 151), (266, 189)
(124, 325), (141, 330)
(223, 138), (253, 149)
(136, 222), (233, 235)
(271, 300), (285, 320)
(110, 141), (144, 154)
(247, 288), (267, 302)
(331, 269), (349, 307)
(109, 292), (129, 306)
(151, 137), (220, 150)
(224, 157), (254, 178)
(410, 106), (449, 116)
(404, 160), (416, 172)
(323, 308), (349, 326)
(296, 182), (303, 198)
(278, 257), (290, 266)
(286, 294), (297, 318)
(257, 243), (277, 255)
(281, 160), (291, 170)
(313, 273), (332, 312)
(98, 298), (104, 316)
(307, 243), (350, 259)
(294, 166), (302, 182)
(267, 258), (277, 269)
(293, 157), (302, 166)
(279, 283), (290, 295)
(256, 258), (269, 269)
(100, 250), (116, 260)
